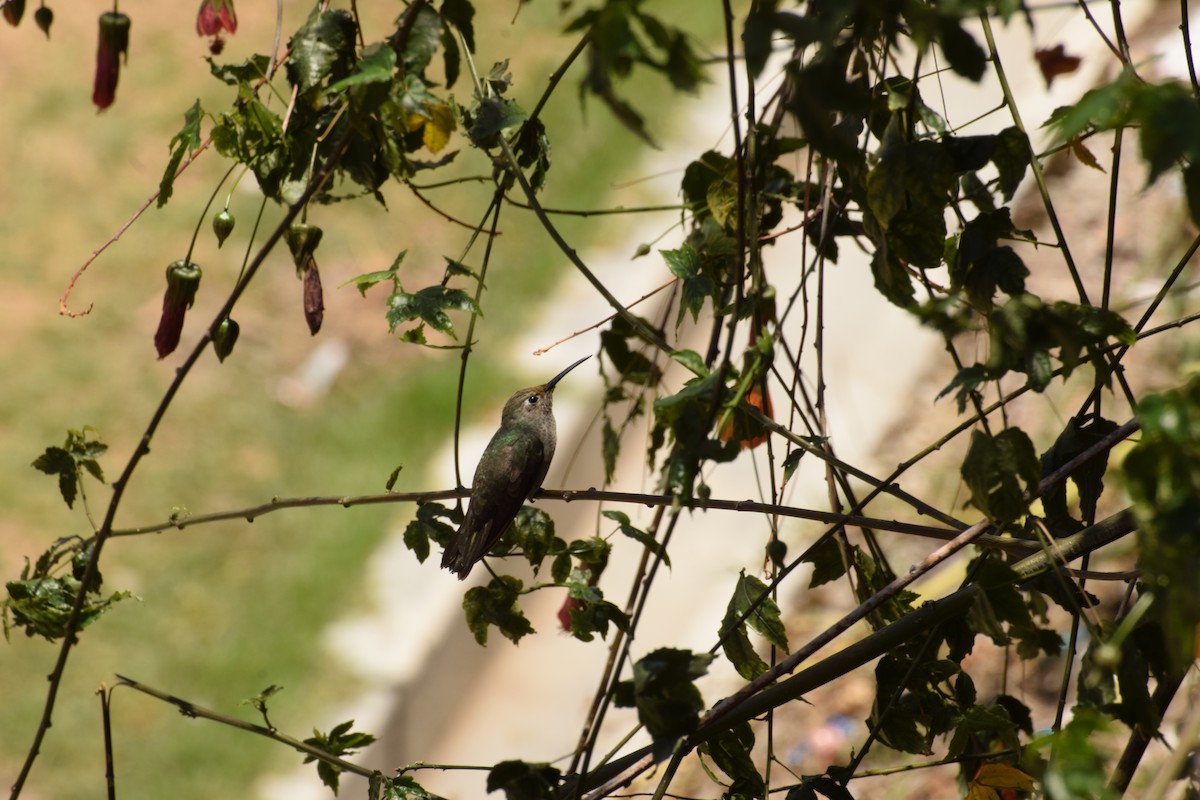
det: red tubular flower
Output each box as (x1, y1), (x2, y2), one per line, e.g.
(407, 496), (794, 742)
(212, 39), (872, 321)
(92, 11), (130, 111)
(154, 260), (202, 359)
(195, 0), (236, 37)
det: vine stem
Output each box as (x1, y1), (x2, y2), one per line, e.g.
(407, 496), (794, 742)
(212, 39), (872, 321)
(8, 130), (354, 800)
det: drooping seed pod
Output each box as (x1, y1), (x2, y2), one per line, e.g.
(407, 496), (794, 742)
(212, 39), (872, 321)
(212, 317), (240, 362)
(154, 260), (201, 359)
(212, 209), (235, 248)
(34, 4), (52, 37)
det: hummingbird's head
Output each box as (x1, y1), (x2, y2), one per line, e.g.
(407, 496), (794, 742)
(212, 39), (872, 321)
(499, 355), (590, 427)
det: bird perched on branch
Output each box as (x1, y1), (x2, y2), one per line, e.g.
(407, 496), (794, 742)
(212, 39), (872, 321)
(441, 355), (590, 579)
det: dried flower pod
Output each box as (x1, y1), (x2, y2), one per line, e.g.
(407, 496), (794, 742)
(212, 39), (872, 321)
(34, 4), (51, 36)
(302, 258), (323, 335)
(285, 223), (323, 274)
(93, 11), (131, 110)
(154, 260), (201, 359)
(212, 317), (240, 362)
(212, 209), (235, 248)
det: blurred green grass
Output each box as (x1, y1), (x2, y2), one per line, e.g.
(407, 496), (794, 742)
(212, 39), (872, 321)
(0, 3), (724, 799)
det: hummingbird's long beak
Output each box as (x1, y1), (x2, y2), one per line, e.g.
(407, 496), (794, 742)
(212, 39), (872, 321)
(544, 355), (590, 391)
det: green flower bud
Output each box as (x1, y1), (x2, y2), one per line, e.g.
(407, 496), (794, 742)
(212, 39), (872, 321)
(284, 222), (323, 273)
(213, 317), (240, 362)
(212, 209), (235, 248)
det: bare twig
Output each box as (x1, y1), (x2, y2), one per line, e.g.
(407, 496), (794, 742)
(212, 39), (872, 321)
(114, 675), (374, 781)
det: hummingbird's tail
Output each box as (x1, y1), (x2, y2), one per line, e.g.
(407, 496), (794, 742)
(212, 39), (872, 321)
(440, 538), (472, 579)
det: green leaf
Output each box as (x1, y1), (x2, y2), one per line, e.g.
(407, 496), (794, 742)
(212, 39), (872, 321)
(698, 722), (765, 797)
(782, 449), (805, 482)
(992, 127), (1031, 200)
(379, 775), (438, 800)
(1039, 416), (1119, 527)
(402, 7), (442, 75)
(961, 427), (1040, 523)
(1045, 68), (1139, 140)
(207, 54), (271, 86)
(4, 576), (133, 642)
(802, 536), (847, 588)
(32, 427), (108, 509)
(302, 720), (377, 795)
(512, 506), (555, 571)
(159, 100), (203, 208)
(950, 208), (1029, 311)
(287, 8), (357, 94)
(668, 348), (708, 378)
(1131, 80), (1200, 184)
(785, 776), (855, 800)
(720, 572), (788, 679)
(387, 285), (481, 339)
(614, 648), (712, 743)
(343, 251), (406, 296)
(328, 43), (397, 93)
(559, 573), (628, 642)
(402, 502), (456, 564)
(870, 249), (916, 309)
(513, 117), (552, 191)
(601, 511), (668, 566)
(440, 0), (475, 52)
(1184, 161), (1200, 228)
(937, 15), (986, 81)
(1028, 708), (1114, 800)
(601, 416), (620, 483)
(486, 760), (560, 800)
(662, 242), (715, 326)
(467, 96), (527, 147)
(463, 575), (534, 645)
(1124, 375), (1200, 671)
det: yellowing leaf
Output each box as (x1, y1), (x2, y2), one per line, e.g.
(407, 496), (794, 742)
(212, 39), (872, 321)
(1068, 134), (1104, 172)
(422, 103), (455, 153)
(975, 763), (1036, 791)
(965, 784), (1000, 800)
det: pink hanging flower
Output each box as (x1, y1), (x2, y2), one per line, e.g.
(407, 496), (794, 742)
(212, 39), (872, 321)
(92, 11), (130, 111)
(195, 0), (236, 37)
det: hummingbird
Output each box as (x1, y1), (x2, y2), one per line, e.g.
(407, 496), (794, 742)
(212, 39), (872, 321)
(441, 355), (590, 579)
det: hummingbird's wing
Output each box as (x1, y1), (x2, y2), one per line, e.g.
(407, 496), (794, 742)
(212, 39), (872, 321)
(441, 429), (545, 579)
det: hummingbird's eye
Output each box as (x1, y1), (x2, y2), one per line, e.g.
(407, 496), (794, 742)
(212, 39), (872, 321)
(527, 395), (539, 405)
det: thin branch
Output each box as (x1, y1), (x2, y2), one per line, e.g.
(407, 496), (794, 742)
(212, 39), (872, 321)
(114, 675), (374, 781)
(533, 277), (678, 356)
(58, 136), (214, 317)
(106, 485), (993, 549)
